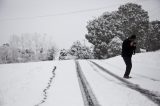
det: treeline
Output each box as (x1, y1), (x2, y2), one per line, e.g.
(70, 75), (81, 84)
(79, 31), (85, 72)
(85, 3), (160, 59)
(59, 3), (160, 60)
(0, 33), (57, 64)
(1, 3), (160, 62)
(59, 41), (94, 60)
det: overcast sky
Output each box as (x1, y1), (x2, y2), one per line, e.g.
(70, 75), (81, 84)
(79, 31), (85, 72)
(0, 0), (160, 49)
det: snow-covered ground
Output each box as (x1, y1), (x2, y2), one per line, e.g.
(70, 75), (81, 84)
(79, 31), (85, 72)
(0, 51), (160, 106)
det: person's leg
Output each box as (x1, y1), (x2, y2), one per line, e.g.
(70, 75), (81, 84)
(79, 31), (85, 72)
(123, 57), (132, 77)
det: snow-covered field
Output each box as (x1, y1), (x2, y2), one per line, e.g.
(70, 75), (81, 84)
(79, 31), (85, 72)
(0, 51), (160, 106)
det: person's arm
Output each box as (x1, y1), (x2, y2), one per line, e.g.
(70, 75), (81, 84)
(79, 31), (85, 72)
(132, 42), (136, 55)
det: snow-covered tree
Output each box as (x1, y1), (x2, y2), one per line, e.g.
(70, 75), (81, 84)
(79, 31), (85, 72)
(68, 41), (93, 59)
(118, 3), (149, 50)
(0, 44), (10, 64)
(0, 33), (57, 64)
(148, 20), (160, 51)
(47, 46), (57, 60)
(107, 36), (123, 57)
(85, 3), (149, 59)
(0, 44), (20, 63)
(59, 49), (69, 60)
(59, 41), (93, 60)
(86, 11), (122, 59)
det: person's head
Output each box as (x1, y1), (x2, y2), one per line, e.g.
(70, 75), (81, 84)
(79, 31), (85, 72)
(129, 34), (136, 41)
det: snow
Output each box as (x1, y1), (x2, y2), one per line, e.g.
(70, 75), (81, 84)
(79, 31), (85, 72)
(43, 60), (83, 106)
(79, 60), (158, 106)
(109, 36), (123, 44)
(99, 51), (160, 93)
(0, 61), (54, 106)
(0, 51), (160, 106)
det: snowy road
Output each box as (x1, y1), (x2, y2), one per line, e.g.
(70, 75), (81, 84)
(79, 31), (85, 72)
(0, 52), (160, 106)
(78, 60), (159, 106)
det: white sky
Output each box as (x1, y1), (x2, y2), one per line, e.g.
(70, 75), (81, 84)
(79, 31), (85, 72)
(0, 0), (160, 49)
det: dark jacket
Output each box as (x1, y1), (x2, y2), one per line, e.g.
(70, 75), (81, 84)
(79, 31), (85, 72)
(121, 38), (136, 57)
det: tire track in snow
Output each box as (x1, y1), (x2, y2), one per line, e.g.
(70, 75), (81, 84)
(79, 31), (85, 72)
(103, 61), (160, 82)
(91, 61), (160, 106)
(75, 60), (101, 106)
(35, 66), (56, 106)
(88, 62), (123, 86)
(133, 60), (160, 71)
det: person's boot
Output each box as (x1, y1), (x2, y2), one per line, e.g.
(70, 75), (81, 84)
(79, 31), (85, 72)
(123, 75), (132, 79)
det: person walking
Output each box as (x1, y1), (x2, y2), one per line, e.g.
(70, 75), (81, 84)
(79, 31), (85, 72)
(121, 35), (136, 79)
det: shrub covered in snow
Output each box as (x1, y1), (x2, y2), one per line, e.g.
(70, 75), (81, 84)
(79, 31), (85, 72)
(107, 36), (123, 57)
(59, 41), (94, 60)
(69, 41), (94, 59)
(59, 49), (69, 60)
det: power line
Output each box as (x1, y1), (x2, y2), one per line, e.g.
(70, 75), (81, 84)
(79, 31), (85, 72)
(0, 3), (123, 21)
(0, 0), (154, 21)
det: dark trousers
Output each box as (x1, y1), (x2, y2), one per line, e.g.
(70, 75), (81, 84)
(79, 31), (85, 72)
(123, 56), (132, 77)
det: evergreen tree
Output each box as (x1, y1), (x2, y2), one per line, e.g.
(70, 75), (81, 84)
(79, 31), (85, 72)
(85, 3), (149, 58)
(118, 3), (149, 51)
(86, 11), (122, 58)
(148, 20), (160, 51)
